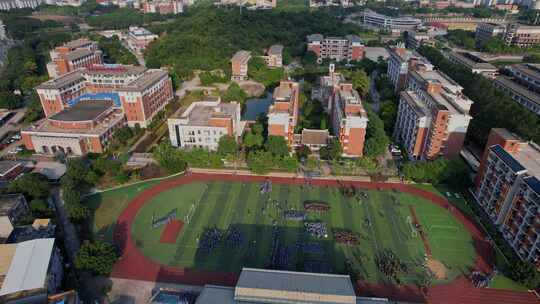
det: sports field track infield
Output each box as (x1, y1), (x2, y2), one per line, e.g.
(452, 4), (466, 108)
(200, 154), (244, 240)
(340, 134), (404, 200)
(109, 173), (539, 304)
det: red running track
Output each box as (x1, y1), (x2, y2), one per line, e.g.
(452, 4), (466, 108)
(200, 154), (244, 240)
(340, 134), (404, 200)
(111, 173), (539, 303)
(159, 220), (184, 244)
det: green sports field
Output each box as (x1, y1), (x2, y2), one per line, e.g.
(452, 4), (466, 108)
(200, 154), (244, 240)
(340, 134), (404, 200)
(89, 179), (476, 285)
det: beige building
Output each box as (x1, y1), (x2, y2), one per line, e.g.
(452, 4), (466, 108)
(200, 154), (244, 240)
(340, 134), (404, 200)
(230, 50), (252, 82)
(261, 45), (283, 68)
(167, 97), (242, 151)
(448, 51), (498, 78)
(504, 24), (540, 48)
(268, 80), (300, 147)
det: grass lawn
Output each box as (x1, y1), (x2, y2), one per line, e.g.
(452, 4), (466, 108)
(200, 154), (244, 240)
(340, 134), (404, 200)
(86, 180), (164, 241)
(126, 180), (475, 285)
(489, 274), (529, 292)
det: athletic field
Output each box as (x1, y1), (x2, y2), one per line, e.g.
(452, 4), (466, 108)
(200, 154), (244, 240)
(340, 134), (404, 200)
(88, 175), (476, 286)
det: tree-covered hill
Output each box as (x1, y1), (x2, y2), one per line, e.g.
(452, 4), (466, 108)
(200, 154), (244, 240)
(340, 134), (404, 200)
(145, 6), (364, 80)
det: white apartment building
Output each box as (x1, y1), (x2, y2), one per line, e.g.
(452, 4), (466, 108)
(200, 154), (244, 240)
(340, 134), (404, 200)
(167, 97), (242, 151)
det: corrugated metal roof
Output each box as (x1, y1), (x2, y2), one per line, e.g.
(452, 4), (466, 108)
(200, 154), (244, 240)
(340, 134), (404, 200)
(0, 238), (54, 296)
(235, 268), (356, 303)
(490, 144), (526, 173)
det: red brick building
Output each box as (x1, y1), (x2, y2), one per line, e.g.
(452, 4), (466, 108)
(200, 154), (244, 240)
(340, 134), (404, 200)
(268, 80), (300, 147)
(46, 38), (103, 78)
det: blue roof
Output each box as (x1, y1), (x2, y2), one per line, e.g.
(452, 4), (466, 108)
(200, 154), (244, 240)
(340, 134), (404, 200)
(68, 92), (121, 108)
(490, 144), (526, 173)
(524, 176), (540, 195)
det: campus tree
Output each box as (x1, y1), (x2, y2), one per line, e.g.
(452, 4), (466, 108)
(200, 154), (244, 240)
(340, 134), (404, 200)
(265, 136), (289, 157)
(320, 140), (342, 160)
(247, 151), (273, 174)
(509, 260), (540, 289)
(153, 143), (188, 174)
(217, 135), (238, 156)
(75, 240), (118, 276)
(363, 107), (390, 158)
(222, 82), (247, 104)
(8, 173), (50, 199)
(351, 69), (369, 97)
(244, 132), (264, 150)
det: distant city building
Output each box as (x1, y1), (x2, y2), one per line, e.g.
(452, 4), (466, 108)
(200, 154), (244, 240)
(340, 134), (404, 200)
(0, 0), (42, 10)
(475, 23), (509, 48)
(21, 100), (127, 155)
(404, 31), (435, 50)
(494, 63), (540, 117)
(474, 128), (540, 267)
(167, 97), (242, 151)
(268, 80), (300, 147)
(46, 38), (103, 78)
(217, 0), (276, 9)
(504, 23), (540, 48)
(394, 68), (474, 160)
(230, 50), (252, 82)
(448, 51), (498, 78)
(360, 9), (422, 33)
(0, 238), (63, 302)
(306, 34), (364, 64)
(140, 0), (191, 14)
(423, 17), (506, 31)
(387, 44), (432, 92)
(126, 26), (158, 54)
(309, 0), (352, 8)
(47, 0), (86, 6)
(261, 44), (283, 68)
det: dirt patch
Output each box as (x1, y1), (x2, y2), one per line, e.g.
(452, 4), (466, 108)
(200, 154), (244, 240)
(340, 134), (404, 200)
(239, 81), (265, 97)
(426, 258), (447, 280)
(30, 14), (79, 23)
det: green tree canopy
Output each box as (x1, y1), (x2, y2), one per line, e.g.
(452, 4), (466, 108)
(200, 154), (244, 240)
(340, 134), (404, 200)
(352, 69), (369, 97)
(8, 173), (50, 199)
(75, 240), (118, 276)
(217, 135), (238, 156)
(265, 135), (289, 157)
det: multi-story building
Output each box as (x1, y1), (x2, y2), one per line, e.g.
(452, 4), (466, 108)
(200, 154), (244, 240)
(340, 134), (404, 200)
(404, 31), (434, 50)
(0, 194), (29, 241)
(140, 0), (190, 14)
(0, 0), (42, 10)
(309, 0), (352, 8)
(36, 64), (173, 127)
(126, 26), (158, 54)
(504, 24), (540, 48)
(311, 65), (345, 111)
(475, 22), (507, 48)
(330, 82), (368, 157)
(230, 50), (252, 82)
(360, 9), (422, 33)
(261, 45), (283, 68)
(473, 128), (540, 266)
(46, 38), (103, 78)
(386, 45), (432, 92)
(306, 34), (364, 64)
(167, 97), (241, 151)
(494, 63), (540, 117)
(268, 80), (300, 147)
(448, 51), (498, 78)
(393, 69), (473, 160)
(0, 238), (63, 302)
(293, 129), (331, 153)
(21, 100), (126, 155)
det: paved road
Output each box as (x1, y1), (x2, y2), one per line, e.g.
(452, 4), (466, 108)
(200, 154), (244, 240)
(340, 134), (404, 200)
(52, 187), (81, 263)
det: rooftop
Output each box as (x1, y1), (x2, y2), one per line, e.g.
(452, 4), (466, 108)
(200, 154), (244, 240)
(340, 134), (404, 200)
(82, 64), (147, 76)
(179, 99), (238, 126)
(451, 51), (497, 71)
(235, 268), (356, 304)
(301, 129), (329, 145)
(231, 50), (252, 64)
(267, 44), (284, 55)
(307, 33), (324, 42)
(49, 100), (113, 122)
(31, 161), (67, 180)
(400, 91), (429, 117)
(36, 70), (84, 90)
(62, 38), (93, 49)
(128, 26), (157, 37)
(118, 69), (169, 92)
(0, 238), (55, 296)
(0, 194), (25, 217)
(63, 48), (97, 61)
(514, 141), (540, 179)
(0, 161), (22, 177)
(510, 63), (540, 80)
(273, 84), (293, 101)
(494, 76), (540, 106)
(195, 285), (236, 304)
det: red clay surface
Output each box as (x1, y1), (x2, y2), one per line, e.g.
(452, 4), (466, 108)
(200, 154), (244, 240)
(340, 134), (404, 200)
(159, 220), (184, 244)
(111, 173), (540, 303)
